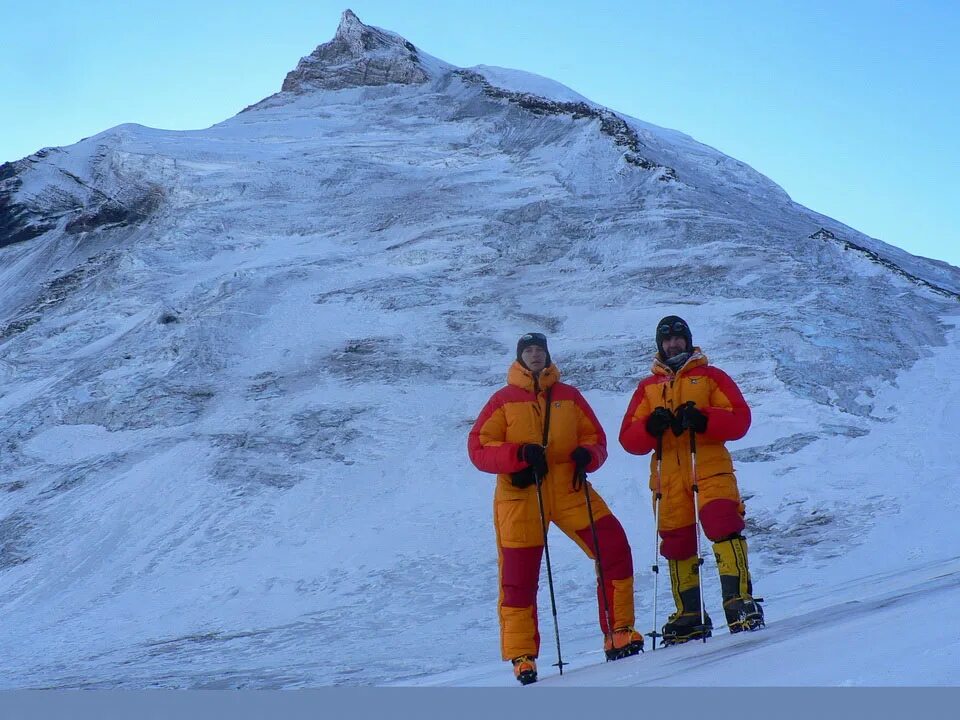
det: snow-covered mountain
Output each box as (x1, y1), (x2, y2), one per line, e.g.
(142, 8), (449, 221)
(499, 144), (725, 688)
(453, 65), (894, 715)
(1, 10), (958, 687)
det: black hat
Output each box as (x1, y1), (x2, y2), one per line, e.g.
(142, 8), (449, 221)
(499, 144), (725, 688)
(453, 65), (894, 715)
(656, 315), (692, 357)
(517, 332), (551, 368)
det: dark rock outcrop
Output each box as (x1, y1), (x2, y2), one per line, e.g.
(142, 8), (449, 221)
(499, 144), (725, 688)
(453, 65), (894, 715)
(0, 161), (56, 249)
(64, 192), (160, 235)
(280, 9), (432, 93)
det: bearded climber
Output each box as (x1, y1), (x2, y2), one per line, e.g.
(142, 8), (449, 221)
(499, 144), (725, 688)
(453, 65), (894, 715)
(619, 316), (764, 645)
(468, 333), (643, 685)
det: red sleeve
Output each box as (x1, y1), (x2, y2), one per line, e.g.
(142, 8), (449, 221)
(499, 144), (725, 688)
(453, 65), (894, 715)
(467, 390), (527, 475)
(619, 377), (659, 455)
(701, 367), (751, 442)
(572, 388), (607, 472)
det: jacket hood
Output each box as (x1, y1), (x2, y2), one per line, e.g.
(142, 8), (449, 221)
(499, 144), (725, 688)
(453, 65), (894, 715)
(507, 361), (560, 392)
(652, 347), (707, 377)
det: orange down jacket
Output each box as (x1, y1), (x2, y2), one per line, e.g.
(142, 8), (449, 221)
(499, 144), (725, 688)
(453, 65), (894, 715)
(468, 362), (607, 488)
(619, 349), (751, 534)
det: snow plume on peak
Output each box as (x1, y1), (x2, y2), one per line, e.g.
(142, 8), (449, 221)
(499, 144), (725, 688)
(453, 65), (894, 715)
(280, 9), (448, 93)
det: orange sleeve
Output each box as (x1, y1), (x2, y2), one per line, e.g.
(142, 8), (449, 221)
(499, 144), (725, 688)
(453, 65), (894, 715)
(572, 389), (607, 472)
(701, 367), (751, 442)
(467, 392), (526, 475)
(618, 377), (658, 455)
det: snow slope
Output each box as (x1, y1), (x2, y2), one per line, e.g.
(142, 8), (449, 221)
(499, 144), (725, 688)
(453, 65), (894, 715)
(0, 10), (958, 687)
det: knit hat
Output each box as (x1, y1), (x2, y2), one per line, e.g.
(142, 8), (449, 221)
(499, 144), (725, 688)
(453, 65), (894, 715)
(516, 332), (551, 368)
(655, 315), (692, 358)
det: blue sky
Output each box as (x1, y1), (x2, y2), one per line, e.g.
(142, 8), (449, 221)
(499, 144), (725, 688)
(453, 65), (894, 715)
(3, 0), (958, 266)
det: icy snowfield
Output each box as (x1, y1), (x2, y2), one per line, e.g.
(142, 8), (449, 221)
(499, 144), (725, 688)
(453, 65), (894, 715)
(0, 11), (958, 687)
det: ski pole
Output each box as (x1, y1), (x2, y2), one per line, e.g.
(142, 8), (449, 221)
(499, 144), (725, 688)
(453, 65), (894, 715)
(648, 433), (664, 650)
(686, 401), (707, 643)
(534, 463), (566, 674)
(579, 468), (614, 657)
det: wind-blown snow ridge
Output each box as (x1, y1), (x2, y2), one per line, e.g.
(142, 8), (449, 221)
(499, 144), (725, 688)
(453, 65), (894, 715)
(454, 68), (678, 177)
(469, 65), (595, 105)
(811, 228), (959, 300)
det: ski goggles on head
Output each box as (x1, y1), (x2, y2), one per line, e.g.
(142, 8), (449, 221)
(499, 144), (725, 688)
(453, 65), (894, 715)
(657, 320), (689, 337)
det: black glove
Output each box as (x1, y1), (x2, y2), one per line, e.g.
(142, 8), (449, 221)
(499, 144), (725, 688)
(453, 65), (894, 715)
(519, 444), (548, 479)
(570, 447), (592, 472)
(675, 403), (708, 434)
(510, 468), (537, 488)
(645, 407), (674, 437)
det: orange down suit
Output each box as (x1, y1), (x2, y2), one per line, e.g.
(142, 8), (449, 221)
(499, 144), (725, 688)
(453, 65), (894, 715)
(468, 362), (636, 661)
(619, 350), (752, 560)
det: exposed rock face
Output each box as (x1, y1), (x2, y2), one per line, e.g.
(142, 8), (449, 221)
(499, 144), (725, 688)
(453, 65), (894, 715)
(1, 144), (162, 251)
(0, 158), (57, 250)
(280, 9), (431, 92)
(63, 191), (159, 235)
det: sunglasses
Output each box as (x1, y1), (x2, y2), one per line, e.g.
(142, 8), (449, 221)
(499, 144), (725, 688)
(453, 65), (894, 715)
(658, 321), (689, 337)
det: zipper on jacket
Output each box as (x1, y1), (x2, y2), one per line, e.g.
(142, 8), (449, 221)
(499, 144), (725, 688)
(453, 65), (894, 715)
(667, 375), (684, 472)
(533, 375), (544, 440)
(532, 381), (543, 439)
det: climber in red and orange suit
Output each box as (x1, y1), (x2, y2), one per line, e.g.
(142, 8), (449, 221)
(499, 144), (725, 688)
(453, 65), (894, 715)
(619, 315), (764, 646)
(468, 332), (642, 685)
